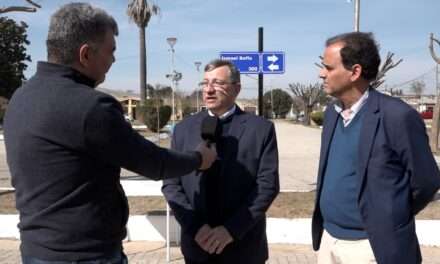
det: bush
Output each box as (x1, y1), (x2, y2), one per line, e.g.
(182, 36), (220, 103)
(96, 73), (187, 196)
(310, 111), (324, 126)
(182, 106), (196, 118)
(139, 100), (172, 132)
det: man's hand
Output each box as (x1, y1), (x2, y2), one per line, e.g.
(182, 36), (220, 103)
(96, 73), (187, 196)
(199, 226), (234, 254)
(196, 142), (217, 170)
(195, 224), (212, 249)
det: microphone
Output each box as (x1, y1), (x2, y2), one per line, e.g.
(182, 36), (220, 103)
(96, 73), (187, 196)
(201, 115), (219, 147)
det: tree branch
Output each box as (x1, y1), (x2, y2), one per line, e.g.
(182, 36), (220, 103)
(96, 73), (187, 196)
(0, 6), (37, 13)
(25, 0), (42, 9)
(429, 33), (440, 64)
(371, 52), (403, 89)
(0, 0), (41, 14)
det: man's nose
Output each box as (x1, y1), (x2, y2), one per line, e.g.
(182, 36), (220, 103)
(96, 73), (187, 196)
(319, 68), (326, 79)
(205, 85), (216, 93)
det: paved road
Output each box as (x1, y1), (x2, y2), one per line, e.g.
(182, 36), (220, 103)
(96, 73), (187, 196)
(276, 121), (320, 191)
(1, 240), (440, 264)
(0, 121), (321, 191)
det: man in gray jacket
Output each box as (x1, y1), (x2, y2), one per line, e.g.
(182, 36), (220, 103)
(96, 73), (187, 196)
(4, 3), (216, 263)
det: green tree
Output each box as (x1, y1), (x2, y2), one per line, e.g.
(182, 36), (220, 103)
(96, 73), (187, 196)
(127, 0), (160, 107)
(140, 99), (171, 133)
(181, 95), (197, 118)
(263, 88), (293, 119)
(152, 84), (172, 98)
(0, 17), (31, 99)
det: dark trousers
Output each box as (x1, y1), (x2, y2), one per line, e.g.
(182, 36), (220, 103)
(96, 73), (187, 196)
(184, 256), (265, 264)
(184, 256), (221, 264)
(22, 252), (128, 264)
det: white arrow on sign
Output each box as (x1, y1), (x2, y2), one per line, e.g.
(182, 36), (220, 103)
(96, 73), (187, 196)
(268, 64), (279, 71)
(267, 54), (279, 63)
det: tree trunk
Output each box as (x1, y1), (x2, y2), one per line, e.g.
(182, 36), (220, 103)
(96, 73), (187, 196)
(430, 99), (440, 153)
(304, 105), (312, 126)
(430, 64), (439, 153)
(139, 26), (146, 106)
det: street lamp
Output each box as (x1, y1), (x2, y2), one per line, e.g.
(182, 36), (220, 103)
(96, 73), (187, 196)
(194, 61), (202, 112)
(166, 37), (177, 125)
(165, 36), (177, 264)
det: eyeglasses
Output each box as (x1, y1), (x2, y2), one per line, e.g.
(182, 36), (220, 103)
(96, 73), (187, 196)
(198, 79), (235, 89)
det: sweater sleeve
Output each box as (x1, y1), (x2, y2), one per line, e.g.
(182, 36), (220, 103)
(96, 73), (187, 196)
(83, 96), (201, 180)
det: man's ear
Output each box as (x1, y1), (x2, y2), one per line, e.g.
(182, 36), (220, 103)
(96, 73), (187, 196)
(350, 64), (362, 82)
(78, 43), (91, 67)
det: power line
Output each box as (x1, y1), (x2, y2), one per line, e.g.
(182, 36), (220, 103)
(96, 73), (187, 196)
(174, 54), (198, 72)
(388, 66), (436, 90)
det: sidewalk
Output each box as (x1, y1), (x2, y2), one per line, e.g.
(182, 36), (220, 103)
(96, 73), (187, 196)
(1, 240), (440, 264)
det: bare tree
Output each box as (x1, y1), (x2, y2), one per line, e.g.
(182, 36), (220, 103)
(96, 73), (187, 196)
(289, 83), (328, 125)
(370, 52), (403, 89)
(0, 0), (41, 14)
(127, 0), (160, 107)
(409, 80), (426, 98)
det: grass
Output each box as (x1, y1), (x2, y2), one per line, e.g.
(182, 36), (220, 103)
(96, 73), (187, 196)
(1, 191), (439, 219)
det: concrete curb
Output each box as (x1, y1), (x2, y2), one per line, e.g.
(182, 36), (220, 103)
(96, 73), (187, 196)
(3, 180), (439, 246)
(1, 214), (439, 246)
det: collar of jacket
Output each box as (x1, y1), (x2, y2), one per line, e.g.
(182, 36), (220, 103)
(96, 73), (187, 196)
(36, 61), (97, 88)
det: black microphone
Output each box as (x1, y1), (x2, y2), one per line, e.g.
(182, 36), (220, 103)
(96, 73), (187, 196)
(201, 115), (219, 147)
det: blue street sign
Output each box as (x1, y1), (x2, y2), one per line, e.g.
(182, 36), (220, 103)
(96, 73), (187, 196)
(262, 52), (285, 74)
(220, 51), (285, 74)
(219, 52), (260, 74)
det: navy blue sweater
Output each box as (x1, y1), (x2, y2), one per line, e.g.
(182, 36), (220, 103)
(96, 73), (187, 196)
(4, 62), (201, 261)
(319, 109), (367, 239)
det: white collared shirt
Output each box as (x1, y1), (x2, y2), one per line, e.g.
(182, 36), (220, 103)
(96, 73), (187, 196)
(208, 104), (237, 120)
(334, 90), (369, 127)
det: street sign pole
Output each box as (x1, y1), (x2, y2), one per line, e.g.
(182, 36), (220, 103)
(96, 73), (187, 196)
(258, 27), (264, 117)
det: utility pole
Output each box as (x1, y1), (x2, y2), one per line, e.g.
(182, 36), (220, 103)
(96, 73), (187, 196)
(194, 61), (202, 112)
(258, 27), (264, 117)
(166, 37), (177, 124)
(354, 0), (360, 32)
(429, 33), (440, 152)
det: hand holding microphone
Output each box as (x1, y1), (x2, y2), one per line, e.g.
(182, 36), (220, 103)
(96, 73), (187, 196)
(196, 116), (219, 170)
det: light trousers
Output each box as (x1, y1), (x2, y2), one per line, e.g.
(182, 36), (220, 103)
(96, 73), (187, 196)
(317, 229), (377, 264)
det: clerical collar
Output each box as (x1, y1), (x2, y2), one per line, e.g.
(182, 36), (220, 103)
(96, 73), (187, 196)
(208, 105), (236, 120)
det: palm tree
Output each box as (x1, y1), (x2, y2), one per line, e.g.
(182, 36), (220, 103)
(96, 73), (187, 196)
(127, 0), (160, 107)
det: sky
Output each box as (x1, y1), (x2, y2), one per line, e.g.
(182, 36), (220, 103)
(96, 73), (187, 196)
(3, 0), (440, 98)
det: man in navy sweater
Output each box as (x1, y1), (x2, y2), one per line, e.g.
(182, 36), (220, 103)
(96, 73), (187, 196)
(3, 3), (216, 263)
(312, 32), (440, 264)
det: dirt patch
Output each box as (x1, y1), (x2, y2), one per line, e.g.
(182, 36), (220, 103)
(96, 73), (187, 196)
(1, 191), (439, 219)
(0, 190), (16, 213)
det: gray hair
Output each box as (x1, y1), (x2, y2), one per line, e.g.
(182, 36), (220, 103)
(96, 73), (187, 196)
(46, 2), (118, 65)
(204, 59), (241, 84)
